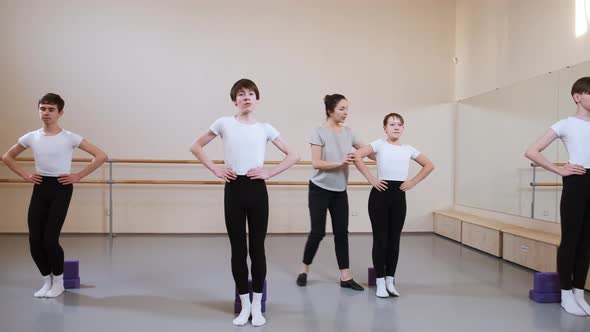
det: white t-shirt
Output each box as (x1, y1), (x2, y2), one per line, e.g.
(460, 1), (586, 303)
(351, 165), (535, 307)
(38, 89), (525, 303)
(551, 117), (590, 168)
(18, 129), (83, 177)
(209, 116), (280, 175)
(370, 139), (420, 181)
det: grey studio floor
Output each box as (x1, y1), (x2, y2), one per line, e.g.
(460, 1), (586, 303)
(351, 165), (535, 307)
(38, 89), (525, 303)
(1, 234), (589, 332)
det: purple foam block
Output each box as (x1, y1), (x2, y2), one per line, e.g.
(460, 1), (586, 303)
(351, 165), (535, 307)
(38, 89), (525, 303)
(368, 267), (376, 287)
(529, 289), (561, 303)
(64, 260), (79, 279)
(533, 272), (560, 294)
(234, 280), (267, 302)
(64, 277), (80, 289)
(234, 300), (266, 313)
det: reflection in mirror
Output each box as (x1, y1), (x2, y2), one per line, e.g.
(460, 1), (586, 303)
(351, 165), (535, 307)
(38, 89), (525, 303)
(455, 60), (590, 224)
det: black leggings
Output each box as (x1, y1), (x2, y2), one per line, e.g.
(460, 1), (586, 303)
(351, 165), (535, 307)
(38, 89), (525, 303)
(368, 181), (406, 278)
(302, 181), (350, 270)
(224, 176), (269, 294)
(28, 176), (73, 276)
(558, 171), (590, 290)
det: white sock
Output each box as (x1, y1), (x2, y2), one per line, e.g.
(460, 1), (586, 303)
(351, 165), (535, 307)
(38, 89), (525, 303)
(251, 292), (266, 327)
(573, 288), (590, 315)
(33, 275), (52, 298)
(561, 289), (587, 316)
(45, 274), (65, 298)
(233, 294), (251, 326)
(375, 278), (389, 298)
(386, 276), (400, 296)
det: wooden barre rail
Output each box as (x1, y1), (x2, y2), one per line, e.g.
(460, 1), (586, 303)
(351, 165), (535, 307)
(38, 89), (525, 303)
(530, 182), (562, 187)
(0, 179), (107, 184)
(1, 157), (377, 238)
(530, 162), (566, 167)
(0, 179), (371, 186)
(10, 157), (376, 166)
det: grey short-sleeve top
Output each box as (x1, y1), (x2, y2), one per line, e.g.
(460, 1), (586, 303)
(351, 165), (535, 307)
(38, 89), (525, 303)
(309, 126), (358, 192)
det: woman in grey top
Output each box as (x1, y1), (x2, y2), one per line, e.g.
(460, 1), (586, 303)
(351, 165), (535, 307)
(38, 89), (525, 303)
(296, 94), (367, 291)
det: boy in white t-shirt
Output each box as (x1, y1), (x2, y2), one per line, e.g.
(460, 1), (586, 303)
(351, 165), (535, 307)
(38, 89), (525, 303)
(354, 113), (434, 298)
(190, 79), (299, 326)
(2, 93), (107, 298)
(525, 77), (590, 316)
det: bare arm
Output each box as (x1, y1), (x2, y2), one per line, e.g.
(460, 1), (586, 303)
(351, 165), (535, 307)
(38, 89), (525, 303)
(353, 145), (387, 191)
(524, 129), (585, 176)
(353, 142), (376, 161)
(1, 143), (41, 183)
(190, 130), (237, 181)
(310, 144), (352, 170)
(246, 136), (300, 180)
(58, 139), (108, 184)
(400, 154), (435, 191)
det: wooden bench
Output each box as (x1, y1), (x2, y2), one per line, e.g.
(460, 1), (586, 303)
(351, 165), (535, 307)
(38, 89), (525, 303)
(433, 210), (590, 290)
(434, 210), (507, 257)
(460, 215), (508, 257)
(501, 227), (560, 273)
(433, 210), (463, 242)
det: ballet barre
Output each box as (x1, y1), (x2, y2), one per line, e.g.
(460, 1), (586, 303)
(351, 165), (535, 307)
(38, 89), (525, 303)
(529, 163), (563, 219)
(0, 179), (107, 184)
(0, 179), (370, 185)
(1, 158), (375, 238)
(12, 157), (376, 166)
(529, 182), (562, 187)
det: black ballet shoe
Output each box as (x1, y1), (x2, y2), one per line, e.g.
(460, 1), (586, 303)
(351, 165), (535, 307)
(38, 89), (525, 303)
(296, 273), (307, 286)
(340, 278), (364, 291)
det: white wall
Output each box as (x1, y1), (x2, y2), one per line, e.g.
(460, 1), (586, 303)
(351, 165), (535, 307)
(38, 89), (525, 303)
(0, 0), (456, 233)
(455, 0), (590, 100)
